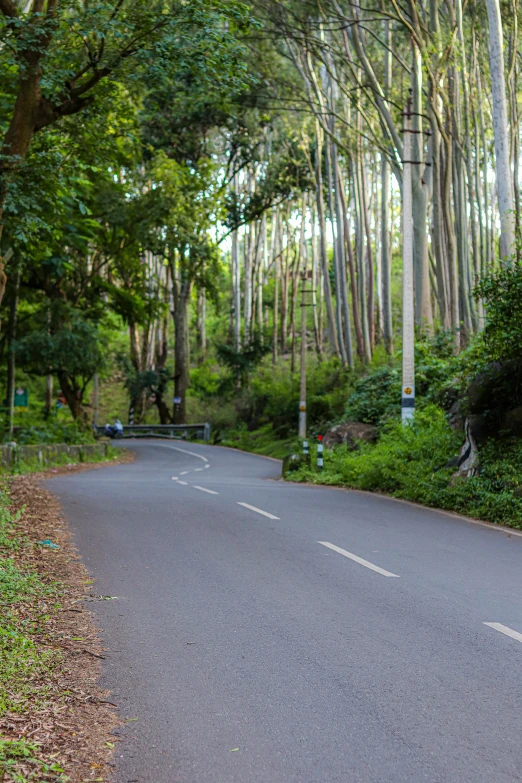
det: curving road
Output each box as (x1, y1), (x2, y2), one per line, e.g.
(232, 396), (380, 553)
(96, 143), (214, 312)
(49, 440), (522, 783)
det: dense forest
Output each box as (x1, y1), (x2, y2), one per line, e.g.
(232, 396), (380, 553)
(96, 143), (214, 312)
(1, 0), (522, 523)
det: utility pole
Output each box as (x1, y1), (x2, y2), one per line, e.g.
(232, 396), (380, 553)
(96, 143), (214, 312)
(298, 269), (315, 439)
(299, 272), (307, 438)
(402, 98), (415, 422)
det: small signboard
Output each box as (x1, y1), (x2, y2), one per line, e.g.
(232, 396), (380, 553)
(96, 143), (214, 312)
(14, 387), (28, 411)
(173, 397), (182, 405)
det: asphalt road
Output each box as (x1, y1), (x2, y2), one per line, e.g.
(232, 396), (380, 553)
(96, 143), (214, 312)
(49, 440), (522, 783)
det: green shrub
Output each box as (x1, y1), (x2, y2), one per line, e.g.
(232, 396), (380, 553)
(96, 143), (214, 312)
(291, 405), (522, 529)
(13, 421), (95, 446)
(344, 367), (401, 424)
(0, 738), (67, 782)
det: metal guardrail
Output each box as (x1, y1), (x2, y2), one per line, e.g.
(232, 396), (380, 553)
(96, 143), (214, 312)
(95, 423), (211, 443)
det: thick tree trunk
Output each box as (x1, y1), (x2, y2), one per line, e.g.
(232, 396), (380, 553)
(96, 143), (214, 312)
(173, 286), (191, 425)
(57, 371), (90, 428)
(486, 0), (516, 259)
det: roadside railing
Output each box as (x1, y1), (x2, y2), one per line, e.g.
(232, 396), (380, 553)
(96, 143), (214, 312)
(95, 423), (211, 443)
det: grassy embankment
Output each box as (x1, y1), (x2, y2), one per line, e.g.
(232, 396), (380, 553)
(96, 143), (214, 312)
(0, 485), (68, 781)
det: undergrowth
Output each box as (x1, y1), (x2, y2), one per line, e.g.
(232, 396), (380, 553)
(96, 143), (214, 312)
(289, 405), (522, 529)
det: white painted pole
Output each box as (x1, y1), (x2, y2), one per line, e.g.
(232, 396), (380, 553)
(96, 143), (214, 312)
(402, 103), (415, 423)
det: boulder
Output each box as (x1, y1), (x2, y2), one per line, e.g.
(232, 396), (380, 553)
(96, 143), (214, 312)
(467, 413), (496, 445)
(323, 421), (378, 450)
(503, 405), (522, 436)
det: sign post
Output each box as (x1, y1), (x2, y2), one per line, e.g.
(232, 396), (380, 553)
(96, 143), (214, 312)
(317, 434), (324, 471)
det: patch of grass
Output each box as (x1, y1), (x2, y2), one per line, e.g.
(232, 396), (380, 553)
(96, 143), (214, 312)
(3, 442), (118, 476)
(0, 491), (60, 723)
(220, 423), (295, 459)
(0, 738), (67, 782)
(289, 405), (522, 529)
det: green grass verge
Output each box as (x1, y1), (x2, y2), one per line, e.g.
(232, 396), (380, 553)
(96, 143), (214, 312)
(287, 405), (522, 529)
(0, 738), (67, 782)
(2, 443), (119, 476)
(0, 485), (67, 782)
(219, 423), (295, 460)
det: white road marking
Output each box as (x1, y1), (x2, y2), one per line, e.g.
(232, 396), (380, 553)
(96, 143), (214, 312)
(169, 446), (208, 463)
(237, 502), (280, 520)
(180, 471), (189, 475)
(204, 465), (210, 469)
(484, 622), (522, 644)
(193, 486), (219, 495)
(177, 481), (188, 486)
(318, 541), (400, 578)
(172, 477), (178, 481)
(194, 468), (204, 472)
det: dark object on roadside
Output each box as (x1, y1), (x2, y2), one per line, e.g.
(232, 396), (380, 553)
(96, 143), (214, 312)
(451, 419), (479, 483)
(323, 422), (378, 450)
(282, 453), (303, 477)
(38, 539), (59, 549)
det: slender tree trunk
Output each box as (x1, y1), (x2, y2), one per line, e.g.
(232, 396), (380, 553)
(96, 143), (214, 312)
(273, 209), (280, 364)
(315, 123), (339, 356)
(381, 153), (393, 352)
(340, 178), (364, 359)
(232, 175), (241, 351)
(6, 268), (20, 439)
(326, 134), (347, 364)
(333, 155), (354, 366)
(486, 0), (516, 259)
(173, 286), (191, 425)
(310, 202), (322, 358)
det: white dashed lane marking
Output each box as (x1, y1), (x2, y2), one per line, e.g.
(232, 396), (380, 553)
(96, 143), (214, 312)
(484, 622), (522, 644)
(318, 541), (400, 578)
(237, 502), (280, 520)
(193, 486), (219, 495)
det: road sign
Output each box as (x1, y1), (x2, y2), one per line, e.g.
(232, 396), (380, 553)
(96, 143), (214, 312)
(14, 387), (28, 410)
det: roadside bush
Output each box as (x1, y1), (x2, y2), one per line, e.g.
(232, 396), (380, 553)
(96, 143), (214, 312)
(13, 420), (95, 445)
(291, 405), (522, 529)
(344, 335), (455, 426)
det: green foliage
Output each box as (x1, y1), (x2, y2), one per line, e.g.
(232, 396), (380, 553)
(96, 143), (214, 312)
(344, 335), (456, 425)
(344, 367), (401, 424)
(216, 335), (271, 388)
(0, 560), (46, 606)
(13, 421), (95, 446)
(475, 261), (522, 363)
(0, 738), (67, 782)
(220, 423), (296, 459)
(15, 315), (104, 382)
(291, 405), (522, 529)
